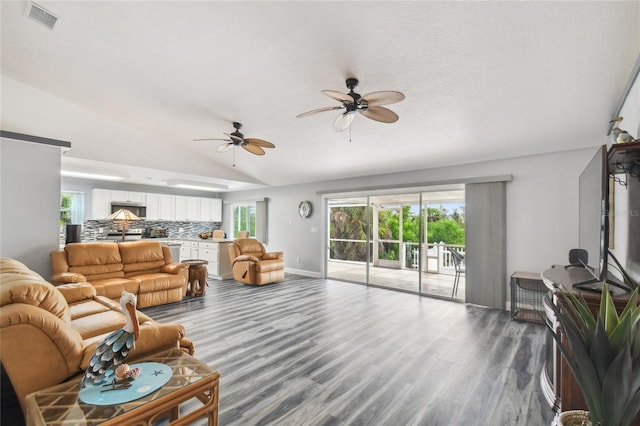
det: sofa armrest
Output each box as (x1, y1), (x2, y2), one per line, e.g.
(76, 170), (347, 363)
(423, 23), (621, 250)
(1, 304), (84, 411)
(262, 252), (283, 260)
(161, 262), (189, 274)
(56, 283), (97, 304)
(234, 255), (260, 264)
(51, 272), (87, 285)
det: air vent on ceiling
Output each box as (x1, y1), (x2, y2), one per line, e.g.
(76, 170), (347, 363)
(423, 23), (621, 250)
(24, 1), (60, 30)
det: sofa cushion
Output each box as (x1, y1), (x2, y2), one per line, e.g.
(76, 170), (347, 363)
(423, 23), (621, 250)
(255, 259), (285, 273)
(135, 273), (185, 293)
(233, 239), (265, 258)
(0, 258), (45, 279)
(90, 278), (139, 299)
(119, 241), (167, 275)
(0, 274), (70, 324)
(65, 243), (124, 279)
(67, 299), (112, 321)
(72, 309), (127, 340)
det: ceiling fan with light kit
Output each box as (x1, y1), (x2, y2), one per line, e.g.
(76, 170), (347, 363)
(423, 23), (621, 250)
(193, 122), (275, 166)
(297, 78), (405, 132)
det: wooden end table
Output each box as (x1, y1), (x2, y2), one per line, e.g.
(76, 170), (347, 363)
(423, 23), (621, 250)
(25, 348), (219, 426)
(182, 259), (208, 296)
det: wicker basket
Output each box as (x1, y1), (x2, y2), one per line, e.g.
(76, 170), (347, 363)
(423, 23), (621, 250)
(558, 410), (591, 426)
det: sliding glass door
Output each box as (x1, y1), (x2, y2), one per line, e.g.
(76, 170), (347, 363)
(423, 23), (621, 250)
(327, 197), (371, 284)
(325, 188), (465, 301)
(420, 190), (466, 300)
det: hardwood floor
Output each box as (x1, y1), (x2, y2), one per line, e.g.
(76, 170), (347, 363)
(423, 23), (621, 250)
(143, 274), (555, 425)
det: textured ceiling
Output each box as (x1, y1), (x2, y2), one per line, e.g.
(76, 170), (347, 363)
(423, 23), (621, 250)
(1, 1), (639, 191)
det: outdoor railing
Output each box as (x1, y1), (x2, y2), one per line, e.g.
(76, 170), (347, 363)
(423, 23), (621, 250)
(328, 239), (465, 275)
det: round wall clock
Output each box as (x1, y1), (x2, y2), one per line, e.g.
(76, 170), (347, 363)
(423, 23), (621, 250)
(298, 201), (312, 218)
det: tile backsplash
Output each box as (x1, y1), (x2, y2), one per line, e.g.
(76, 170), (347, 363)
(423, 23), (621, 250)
(61, 220), (222, 243)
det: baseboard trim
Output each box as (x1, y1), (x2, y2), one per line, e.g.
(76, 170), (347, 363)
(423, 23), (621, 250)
(285, 267), (321, 278)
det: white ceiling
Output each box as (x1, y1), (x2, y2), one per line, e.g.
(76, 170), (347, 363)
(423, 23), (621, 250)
(1, 1), (639, 192)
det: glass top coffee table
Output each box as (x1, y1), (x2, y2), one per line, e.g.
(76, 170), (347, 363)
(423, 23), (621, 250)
(25, 348), (219, 426)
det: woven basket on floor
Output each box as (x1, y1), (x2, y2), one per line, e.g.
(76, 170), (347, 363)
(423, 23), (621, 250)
(558, 410), (591, 426)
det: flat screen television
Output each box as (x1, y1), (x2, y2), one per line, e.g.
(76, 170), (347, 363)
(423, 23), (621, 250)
(577, 145), (609, 283)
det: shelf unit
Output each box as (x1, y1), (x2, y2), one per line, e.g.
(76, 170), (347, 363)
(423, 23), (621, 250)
(510, 271), (546, 324)
(608, 141), (640, 186)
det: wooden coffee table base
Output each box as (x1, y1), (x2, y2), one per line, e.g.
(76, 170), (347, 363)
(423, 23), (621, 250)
(25, 348), (219, 426)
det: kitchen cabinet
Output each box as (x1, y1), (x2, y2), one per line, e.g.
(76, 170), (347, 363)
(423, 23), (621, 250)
(91, 189), (146, 219)
(110, 190), (145, 203)
(146, 193), (175, 220)
(198, 241), (233, 280)
(200, 198), (222, 222)
(179, 241), (199, 261)
(175, 196), (201, 221)
(91, 189), (111, 219)
(90, 188), (220, 222)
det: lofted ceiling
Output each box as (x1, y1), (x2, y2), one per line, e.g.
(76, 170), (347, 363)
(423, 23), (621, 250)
(1, 1), (639, 192)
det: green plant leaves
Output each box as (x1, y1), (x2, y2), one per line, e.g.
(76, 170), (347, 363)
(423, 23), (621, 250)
(549, 282), (640, 426)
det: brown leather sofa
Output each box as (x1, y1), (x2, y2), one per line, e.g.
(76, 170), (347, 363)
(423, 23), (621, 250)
(50, 240), (188, 308)
(0, 257), (194, 416)
(227, 238), (285, 285)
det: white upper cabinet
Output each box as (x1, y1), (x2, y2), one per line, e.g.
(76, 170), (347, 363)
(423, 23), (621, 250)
(110, 190), (145, 203)
(91, 189), (147, 219)
(175, 196), (201, 221)
(200, 198), (222, 222)
(146, 193), (175, 220)
(91, 189), (111, 219)
(91, 189), (219, 222)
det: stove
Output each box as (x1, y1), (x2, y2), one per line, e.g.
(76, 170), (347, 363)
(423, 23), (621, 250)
(106, 229), (143, 241)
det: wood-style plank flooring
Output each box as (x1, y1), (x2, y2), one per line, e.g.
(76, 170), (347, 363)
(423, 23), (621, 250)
(142, 274), (555, 426)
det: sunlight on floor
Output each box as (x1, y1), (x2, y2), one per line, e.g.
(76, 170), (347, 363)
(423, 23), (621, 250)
(327, 260), (465, 301)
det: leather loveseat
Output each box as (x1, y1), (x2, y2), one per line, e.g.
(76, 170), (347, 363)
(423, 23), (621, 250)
(50, 240), (188, 308)
(227, 238), (285, 285)
(0, 257), (194, 416)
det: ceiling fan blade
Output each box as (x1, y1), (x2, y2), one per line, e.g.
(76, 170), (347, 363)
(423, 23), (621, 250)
(242, 144), (266, 155)
(296, 106), (343, 118)
(193, 138), (232, 142)
(224, 132), (243, 142)
(245, 138), (275, 149)
(217, 142), (234, 153)
(333, 111), (356, 132)
(361, 91), (405, 106)
(322, 90), (355, 103)
(359, 106), (399, 123)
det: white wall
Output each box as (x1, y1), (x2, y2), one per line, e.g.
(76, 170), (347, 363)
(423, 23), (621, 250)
(1, 138), (62, 277)
(223, 146), (600, 283)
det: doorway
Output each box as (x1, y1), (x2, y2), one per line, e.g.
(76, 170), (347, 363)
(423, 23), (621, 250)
(326, 187), (465, 301)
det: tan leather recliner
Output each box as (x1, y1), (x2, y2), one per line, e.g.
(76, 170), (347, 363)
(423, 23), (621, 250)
(227, 239), (284, 285)
(0, 257), (194, 415)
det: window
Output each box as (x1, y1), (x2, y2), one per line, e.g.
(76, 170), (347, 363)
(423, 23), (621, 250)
(232, 203), (255, 238)
(60, 192), (84, 226)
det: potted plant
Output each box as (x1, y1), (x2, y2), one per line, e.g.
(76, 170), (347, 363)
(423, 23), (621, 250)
(547, 282), (640, 426)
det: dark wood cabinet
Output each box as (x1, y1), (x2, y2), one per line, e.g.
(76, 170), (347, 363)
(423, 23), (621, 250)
(542, 266), (640, 425)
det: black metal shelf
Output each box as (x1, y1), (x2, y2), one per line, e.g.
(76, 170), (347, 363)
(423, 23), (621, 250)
(608, 141), (640, 187)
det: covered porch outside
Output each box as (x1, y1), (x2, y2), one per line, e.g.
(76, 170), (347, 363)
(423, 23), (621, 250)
(327, 242), (466, 301)
(326, 189), (466, 301)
